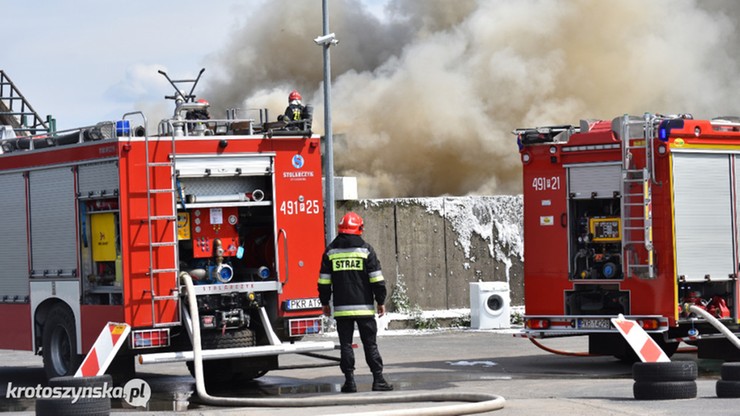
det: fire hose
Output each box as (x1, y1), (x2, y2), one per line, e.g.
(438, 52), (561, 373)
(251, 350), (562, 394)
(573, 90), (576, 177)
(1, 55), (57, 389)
(688, 304), (740, 350)
(181, 272), (505, 415)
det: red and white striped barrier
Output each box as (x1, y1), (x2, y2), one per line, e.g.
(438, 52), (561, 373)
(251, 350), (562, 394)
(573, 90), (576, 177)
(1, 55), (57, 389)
(75, 322), (131, 377)
(611, 314), (669, 363)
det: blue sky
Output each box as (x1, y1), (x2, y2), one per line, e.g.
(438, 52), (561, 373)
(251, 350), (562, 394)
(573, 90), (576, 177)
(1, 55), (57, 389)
(2, 0), (385, 130)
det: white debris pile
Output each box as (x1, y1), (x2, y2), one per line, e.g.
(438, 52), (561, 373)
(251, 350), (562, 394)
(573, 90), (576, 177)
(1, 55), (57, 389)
(418, 196), (523, 281)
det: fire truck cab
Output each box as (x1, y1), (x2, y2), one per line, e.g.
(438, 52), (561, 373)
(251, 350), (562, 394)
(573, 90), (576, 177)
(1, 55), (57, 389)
(516, 113), (740, 360)
(0, 70), (331, 381)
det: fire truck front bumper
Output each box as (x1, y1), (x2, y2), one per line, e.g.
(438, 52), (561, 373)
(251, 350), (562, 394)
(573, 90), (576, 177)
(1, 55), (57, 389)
(518, 315), (669, 338)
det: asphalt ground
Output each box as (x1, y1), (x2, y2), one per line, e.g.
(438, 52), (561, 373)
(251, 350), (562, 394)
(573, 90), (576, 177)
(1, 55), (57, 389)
(0, 329), (735, 415)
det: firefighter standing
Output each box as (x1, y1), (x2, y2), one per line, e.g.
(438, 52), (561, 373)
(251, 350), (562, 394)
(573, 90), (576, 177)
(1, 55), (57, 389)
(318, 212), (394, 393)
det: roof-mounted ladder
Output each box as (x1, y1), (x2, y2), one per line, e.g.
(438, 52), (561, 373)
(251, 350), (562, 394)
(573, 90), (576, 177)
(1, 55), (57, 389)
(619, 114), (656, 279)
(0, 70), (50, 135)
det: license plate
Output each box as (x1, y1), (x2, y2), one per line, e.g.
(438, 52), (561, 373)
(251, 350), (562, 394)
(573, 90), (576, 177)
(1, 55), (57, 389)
(285, 298), (322, 311)
(578, 318), (611, 329)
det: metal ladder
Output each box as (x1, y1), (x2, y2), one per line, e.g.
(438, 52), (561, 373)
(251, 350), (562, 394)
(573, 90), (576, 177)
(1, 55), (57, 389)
(143, 122), (181, 327)
(619, 114), (655, 278)
(0, 70), (50, 135)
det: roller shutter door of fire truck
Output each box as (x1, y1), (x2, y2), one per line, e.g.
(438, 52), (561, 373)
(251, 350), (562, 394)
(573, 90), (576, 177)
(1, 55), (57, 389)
(0, 173), (30, 300)
(672, 153), (734, 282)
(78, 161), (119, 196)
(568, 163), (621, 199)
(175, 155), (272, 200)
(29, 167), (78, 277)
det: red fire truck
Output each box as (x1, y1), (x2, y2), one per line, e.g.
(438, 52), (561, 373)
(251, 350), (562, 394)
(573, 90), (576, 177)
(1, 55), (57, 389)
(516, 113), (740, 360)
(0, 70), (330, 381)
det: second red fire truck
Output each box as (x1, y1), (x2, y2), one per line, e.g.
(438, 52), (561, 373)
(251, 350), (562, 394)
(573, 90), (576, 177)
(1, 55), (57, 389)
(516, 113), (740, 360)
(0, 69), (330, 382)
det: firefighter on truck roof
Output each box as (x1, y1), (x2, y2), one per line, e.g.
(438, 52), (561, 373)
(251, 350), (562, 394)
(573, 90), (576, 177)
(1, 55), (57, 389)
(280, 89), (312, 130)
(318, 212), (394, 393)
(284, 90), (306, 120)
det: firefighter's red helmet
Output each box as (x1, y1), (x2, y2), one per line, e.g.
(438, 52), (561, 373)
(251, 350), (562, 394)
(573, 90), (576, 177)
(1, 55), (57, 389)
(338, 212), (363, 235)
(289, 90), (302, 102)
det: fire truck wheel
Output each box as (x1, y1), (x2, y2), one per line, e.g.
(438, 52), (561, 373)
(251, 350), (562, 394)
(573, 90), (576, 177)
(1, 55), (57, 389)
(186, 328), (261, 383)
(35, 375), (112, 416)
(198, 327), (256, 349)
(716, 380), (740, 398)
(720, 362), (740, 381)
(633, 380), (697, 400)
(187, 358), (268, 383)
(632, 361), (698, 382)
(42, 304), (82, 379)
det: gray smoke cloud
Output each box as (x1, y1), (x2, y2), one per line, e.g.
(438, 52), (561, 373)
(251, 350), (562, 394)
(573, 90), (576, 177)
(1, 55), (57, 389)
(202, 0), (740, 198)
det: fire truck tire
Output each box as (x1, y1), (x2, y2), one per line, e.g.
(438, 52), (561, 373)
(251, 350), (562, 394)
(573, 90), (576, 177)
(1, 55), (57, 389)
(632, 361), (697, 382)
(633, 380), (697, 400)
(42, 304), (83, 379)
(716, 380), (740, 398)
(35, 375), (112, 416)
(187, 358), (267, 383)
(186, 328), (261, 382)
(720, 362), (740, 381)
(198, 327), (256, 349)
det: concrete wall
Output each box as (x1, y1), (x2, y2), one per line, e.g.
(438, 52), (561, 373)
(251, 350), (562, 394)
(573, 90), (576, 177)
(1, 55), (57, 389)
(336, 196), (523, 311)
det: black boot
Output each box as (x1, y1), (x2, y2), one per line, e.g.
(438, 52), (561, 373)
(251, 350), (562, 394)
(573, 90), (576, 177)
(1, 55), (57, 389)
(372, 373), (394, 391)
(341, 372), (357, 393)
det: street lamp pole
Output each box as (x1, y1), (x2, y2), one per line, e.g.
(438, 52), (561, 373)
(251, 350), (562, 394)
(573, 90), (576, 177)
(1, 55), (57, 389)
(315, 0), (339, 243)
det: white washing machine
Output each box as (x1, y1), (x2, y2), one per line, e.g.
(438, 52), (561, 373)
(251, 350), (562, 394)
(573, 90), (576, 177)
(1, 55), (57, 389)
(469, 281), (510, 329)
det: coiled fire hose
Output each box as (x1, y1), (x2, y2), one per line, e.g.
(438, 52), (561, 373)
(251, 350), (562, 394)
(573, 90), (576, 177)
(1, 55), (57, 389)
(181, 272), (505, 415)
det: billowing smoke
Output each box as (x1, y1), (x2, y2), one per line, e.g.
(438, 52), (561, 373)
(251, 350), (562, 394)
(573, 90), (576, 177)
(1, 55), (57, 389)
(203, 0), (740, 198)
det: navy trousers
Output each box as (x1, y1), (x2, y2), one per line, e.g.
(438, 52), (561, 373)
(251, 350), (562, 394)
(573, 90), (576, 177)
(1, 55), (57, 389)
(336, 317), (384, 376)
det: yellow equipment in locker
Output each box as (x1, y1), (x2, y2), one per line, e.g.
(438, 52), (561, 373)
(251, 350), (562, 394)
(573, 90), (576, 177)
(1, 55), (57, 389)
(177, 212), (191, 240)
(91, 212), (117, 261)
(589, 217), (621, 242)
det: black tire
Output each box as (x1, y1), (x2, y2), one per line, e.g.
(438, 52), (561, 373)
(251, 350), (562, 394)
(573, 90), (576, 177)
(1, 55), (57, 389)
(198, 327), (256, 349)
(42, 304), (83, 379)
(632, 361), (697, 382)
(720, 362), (740, 381)
(185, 328), (262, 383)
(48, 374), (113, 388)
(35, 397), (111, 416)
(633, 380), (697, 400)
(716, 379), (740, 398)
(36, 375), (112, 416)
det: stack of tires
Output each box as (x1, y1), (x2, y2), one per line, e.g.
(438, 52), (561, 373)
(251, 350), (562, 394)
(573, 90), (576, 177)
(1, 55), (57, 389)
(632, 361), (698, 400)
(35, 375), (112, 416)
(716, 362), (740, 397)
